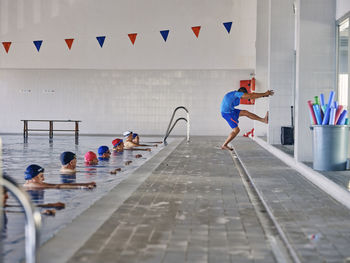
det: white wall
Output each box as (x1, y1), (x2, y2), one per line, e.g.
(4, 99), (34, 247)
(0, 0), (257, 136)
(295, 0), (336, 162)
(254, 0), (269, 137)
(268, 0), (295, 144)
(336, 0), (350, 20)
(0, 0), (256, 69)
(0, 69), (256, 136)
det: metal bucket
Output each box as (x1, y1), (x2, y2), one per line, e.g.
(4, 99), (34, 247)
(310, 125), (349, 171)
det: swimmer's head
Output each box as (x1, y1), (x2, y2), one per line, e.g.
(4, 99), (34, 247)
(123, 131), (133, 140)
(98, 146), (110, 158)
(60, 151), (77, 167)
(238, 87), (248, 93)
(85, 151), (98, 165)
(112, 139), (124, 152)
(24, 164), (45, 181)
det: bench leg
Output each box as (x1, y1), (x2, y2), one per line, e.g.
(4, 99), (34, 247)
(49, 121), (53, 139)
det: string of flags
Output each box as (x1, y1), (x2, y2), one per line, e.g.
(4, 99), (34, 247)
(1, 22), (233, 53)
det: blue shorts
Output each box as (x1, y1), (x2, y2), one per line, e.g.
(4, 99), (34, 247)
(221, 109), (241, 129)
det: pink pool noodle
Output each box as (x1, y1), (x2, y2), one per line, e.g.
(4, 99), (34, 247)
(334, 105), (344, 124)
(307, 100), (317, 125)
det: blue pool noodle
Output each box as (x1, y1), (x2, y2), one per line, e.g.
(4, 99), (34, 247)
(334, 101), (338, 109)
(323, 91), (334, 122)
(313, 104), (322, 125)
(327, 91), (335, 108)
(320, 93), (325, 107)
(322, 107), (331, 125)
(337, 110), (348, 125)
(329, 107), (336, 125)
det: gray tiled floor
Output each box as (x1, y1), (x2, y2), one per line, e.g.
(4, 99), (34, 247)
(234, 138), (350, 263)
(65, 136), (350, 263)
(68, 137), (277, 263)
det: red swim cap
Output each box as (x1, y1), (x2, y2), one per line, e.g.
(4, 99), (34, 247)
(112, 138), (123, 147)
(85, 151), (97, 162)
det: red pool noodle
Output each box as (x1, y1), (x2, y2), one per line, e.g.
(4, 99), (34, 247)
(307, 100), (317, 125)
(334, 105), (344, 124)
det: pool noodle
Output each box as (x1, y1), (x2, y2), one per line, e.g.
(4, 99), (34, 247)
(321, 104), (327, 114)
(320, 93), (325, 107)
(329, 107), (336, 125)
(327, 91), (335, 107)
(313, 104), (322, 125)
(334, 105), (344, 124)
(314, 96), (319, 105)
(307, 100), (317, 125)
(334, 101), (338, 109)
(346, 118), (349, 125)
(322, 107), (331, 125)
(324, 91), (334, 118)
(337, 110), (348, 125)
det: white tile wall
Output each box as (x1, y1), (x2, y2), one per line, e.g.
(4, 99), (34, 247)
(0, 69), (257, 136)
(295, 0), (336, 162)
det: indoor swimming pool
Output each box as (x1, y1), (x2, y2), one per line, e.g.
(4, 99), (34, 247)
(1, 135), (169, 263)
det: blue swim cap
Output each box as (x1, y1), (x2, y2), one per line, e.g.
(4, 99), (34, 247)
(132, 133), (138, 139)
(60, 151), (76, 165)
(98, 146), (110, 156)
(24, 164), (44, 180)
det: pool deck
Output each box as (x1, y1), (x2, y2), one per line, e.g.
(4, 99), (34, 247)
(39, 137), (350, 263)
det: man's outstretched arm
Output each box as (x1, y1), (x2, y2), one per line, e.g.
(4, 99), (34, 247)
(241, 90), (274, 100)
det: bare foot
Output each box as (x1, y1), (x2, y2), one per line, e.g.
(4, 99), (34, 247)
(264, 112), (269, 124)
(221, 145), (233, 151)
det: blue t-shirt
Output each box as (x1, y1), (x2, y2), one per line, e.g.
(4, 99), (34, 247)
(220, 91), (244, 113)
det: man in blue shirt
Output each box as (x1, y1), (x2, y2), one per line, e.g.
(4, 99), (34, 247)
(221, 87), (274, 150)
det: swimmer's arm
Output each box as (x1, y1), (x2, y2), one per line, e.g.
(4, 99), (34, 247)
(125, 148), (151, 152)
(57, 182), (96, 189)
(37, 202), (65, 209)
(241, 90), (274, 99)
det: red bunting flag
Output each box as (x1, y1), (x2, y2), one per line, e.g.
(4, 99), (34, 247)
(2, 42), (12, 53)
(191, 26), (201, 38)
(128, 33), (137, 45)
(65, 38), (74, 50)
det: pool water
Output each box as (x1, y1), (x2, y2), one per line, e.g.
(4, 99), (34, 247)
(1, 135), (167, 263)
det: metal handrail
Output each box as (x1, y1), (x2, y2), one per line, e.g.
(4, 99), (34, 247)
(1, 175), (41, 263)
(164, 106), (190, 143)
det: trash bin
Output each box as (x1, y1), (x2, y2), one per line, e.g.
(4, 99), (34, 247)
(310, 125), (349, 171)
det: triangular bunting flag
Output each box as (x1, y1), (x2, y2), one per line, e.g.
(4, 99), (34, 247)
(65, 38), (74, 50)
(160, 30), (169, 42)
(191, 26), (201, 38)
(2, 42), (12, 53)
(128, 33), (137, 45)
(96, 36), (106, 48)
(33, 40), (43, 52)
(223, 22), (232, 33)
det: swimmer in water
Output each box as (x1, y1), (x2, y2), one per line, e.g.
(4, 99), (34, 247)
(125, 131), (158, 147)
(112, 138), (124, 152)
(85, 151), (99, 165)
(98, 146), (111, 161)
(23, 164), (96, 189)
(60, 151), (77, 174)
(220, 87), (274, 151)
(123, 131), (152, 151)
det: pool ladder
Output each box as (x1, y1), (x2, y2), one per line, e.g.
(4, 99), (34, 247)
(164, 106), (190, 144)
(1, 174), (41, 263)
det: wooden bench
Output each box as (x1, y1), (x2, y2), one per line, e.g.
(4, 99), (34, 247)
(21, 120), (81, 139)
